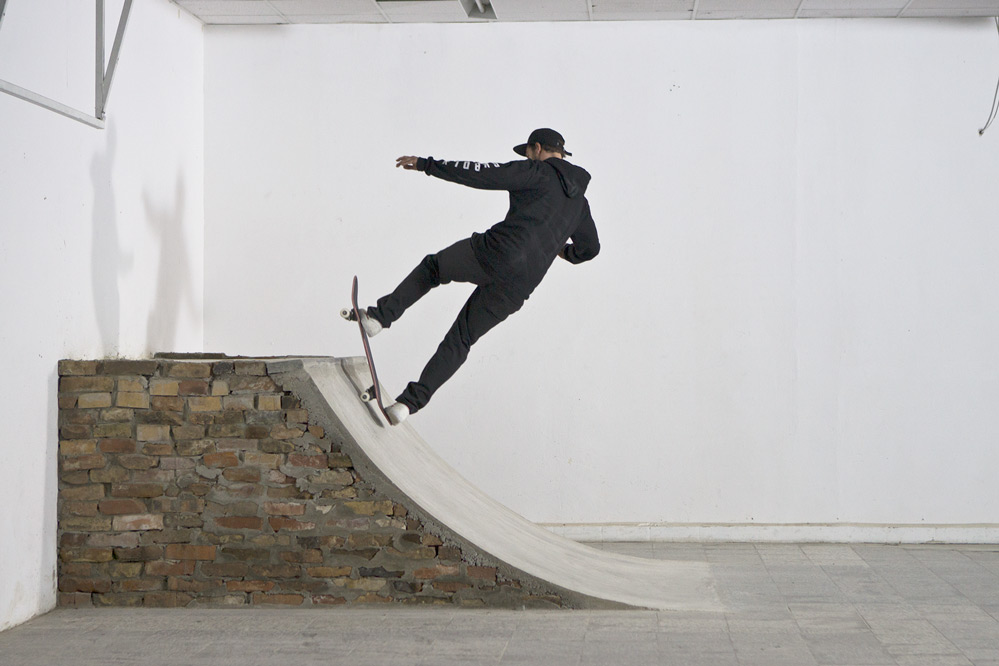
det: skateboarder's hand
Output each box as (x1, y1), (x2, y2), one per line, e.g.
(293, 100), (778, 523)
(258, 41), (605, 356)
(396, 156), (420, 170)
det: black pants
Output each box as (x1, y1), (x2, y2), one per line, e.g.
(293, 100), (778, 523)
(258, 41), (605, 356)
(368, 238), (525, 413)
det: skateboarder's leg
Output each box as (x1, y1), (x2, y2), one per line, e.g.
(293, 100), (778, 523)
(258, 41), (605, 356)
(395, 285), (524, 414)
(367, 237), (489, 328)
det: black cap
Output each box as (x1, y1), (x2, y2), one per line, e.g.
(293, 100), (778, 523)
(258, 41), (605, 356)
(513, 128), (572, 157)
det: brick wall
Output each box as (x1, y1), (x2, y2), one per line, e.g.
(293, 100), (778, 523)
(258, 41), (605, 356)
(57, 358), (566, 608)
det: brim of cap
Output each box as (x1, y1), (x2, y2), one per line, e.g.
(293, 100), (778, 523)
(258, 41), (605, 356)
(513, 143), (572, 157)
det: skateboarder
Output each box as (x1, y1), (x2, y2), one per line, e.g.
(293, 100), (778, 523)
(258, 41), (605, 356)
(354, 128), (600, 424)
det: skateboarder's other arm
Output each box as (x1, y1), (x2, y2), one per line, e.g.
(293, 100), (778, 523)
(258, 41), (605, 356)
(560, 200), (600, 264)
(396, 155), (542, 191)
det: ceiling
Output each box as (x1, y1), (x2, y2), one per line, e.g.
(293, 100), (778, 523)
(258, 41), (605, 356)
(171, 0), (999, 25)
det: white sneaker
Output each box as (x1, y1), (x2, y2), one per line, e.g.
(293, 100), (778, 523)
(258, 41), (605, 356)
(386, 402), (410, 425)
(340, 307), (383, 338)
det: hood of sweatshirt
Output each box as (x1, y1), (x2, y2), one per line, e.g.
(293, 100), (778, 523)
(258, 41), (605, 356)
(545, 158), (591, 199)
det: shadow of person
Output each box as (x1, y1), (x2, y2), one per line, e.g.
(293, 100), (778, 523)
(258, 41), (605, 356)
(144, 174), (198, 353)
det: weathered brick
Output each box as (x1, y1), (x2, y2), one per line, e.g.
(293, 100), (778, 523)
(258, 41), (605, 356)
(268, 517), (315, 532)
(118, 578), (165, 592)
(216, 516), (263, 530)
(220, 547), (270, 563)
(260, 440), (294, 454)
(414, 564), (461, 580)
(188, 397), (222, 412)
(222, 395), (254, 411)
(212, 361), (235, 376)
(178, 380), (209, 396)
(119, 455), (158, 470)
(203, 452), (239, 468)
(87, 533), (141, 548)
(143, 592), (193, 607)
(309, 469), (354, 486)
(309, 425), (325, 439)
(176, 440), (214, 456)
(111, 484), (164, 499)
(94, 423), (132, 439)
(100, 408), (135, 423)
(64, 501), (99, 517)
(313, 595), (348, 605)
(113, 514), (165, 531)
(59, 395), (78, 409)
(109, 562), (144, 579)
(116, 393), (150, 409)
(208, 424), (246, 438)
(244, 452), (281, 468)
(60, 440), (98, 456)
(386, 546), (437, 560)
(226, 580), (274, 592)
(60, 425), (93, 440)
(61, 454), (106, 471)
(145, 560), (196, 576)
(165, 363), (212, 379)
(438, 546), (462, 561)
(216, 439), (257, 451)
(234, 361), (267, 376)
(433, 581), (471, 593)
(62, 410), (97, 425)
(78, 393), (113, 409)
(90, 466), (129, 483)
(201, 562), (248, 577)
(99, 499), (147, 515)
(99, 360), (159, 376)
(171, 425), (204, 440)
(61, 547), (113, 562)
(275, 549), (323, 564)
(347, 534), (393, 549)
(257, 395), (281, 411)
(328, 453), (352, 468)
(61, 376), (115, 393)
(59, 592), (95, 607)
(59, 360), (98, 376)
(262, 502), (305, 516)
(307, 566), (352, 578)
(285, 409), (309, 424)
(152, 498), (205, 513)
(114, 546), (164, 562)
(142, 443), (174, 456)
(251, 593), (304, 605)
(345, 501), (394, 516)
(137, 424), (170, 442)
(212, 381), (230, 396)
(61, 484), (105, 501)
(149, 379), (180, 396)
(60, 578), (112, 594)
(270, 424), (305, 440)
(130, 469), (175, 484)
(158, 457), (195, 471)
(222, 468), (260, 483)
(151, 397), (184, 412)
(116, 378), (146, 393)
(229, 376), (278, 393)
(98, 438), (136, 453)
(287, 453), (325, 468)
(164, 545), (217, 561)
(468, 566), (497, 581)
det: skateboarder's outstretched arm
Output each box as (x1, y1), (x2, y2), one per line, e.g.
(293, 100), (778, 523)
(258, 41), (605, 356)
(396, 155), (543, 191)
(560, 199), (600, 264)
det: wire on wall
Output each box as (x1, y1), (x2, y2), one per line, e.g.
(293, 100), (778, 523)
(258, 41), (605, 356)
(979, 17), (999, 136)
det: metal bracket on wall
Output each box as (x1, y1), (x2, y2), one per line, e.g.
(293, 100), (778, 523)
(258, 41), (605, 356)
(0, 0), (132, 129)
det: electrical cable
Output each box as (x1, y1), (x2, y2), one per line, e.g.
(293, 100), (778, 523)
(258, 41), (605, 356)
(979, 17), (999, 136)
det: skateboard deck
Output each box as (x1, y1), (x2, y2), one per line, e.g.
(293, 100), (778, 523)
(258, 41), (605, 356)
(341, 276), (391, 424)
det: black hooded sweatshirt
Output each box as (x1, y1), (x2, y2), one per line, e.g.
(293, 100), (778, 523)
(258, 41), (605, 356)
(415, 156), (600, 300)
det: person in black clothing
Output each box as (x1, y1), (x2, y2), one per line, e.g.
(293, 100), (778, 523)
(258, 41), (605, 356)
(355, 128), (600, 424)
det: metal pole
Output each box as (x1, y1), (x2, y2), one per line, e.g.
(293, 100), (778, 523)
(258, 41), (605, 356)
(0, 78), (105, 129)
(101, 0), (132, 113)
(95, 0), (104, 119)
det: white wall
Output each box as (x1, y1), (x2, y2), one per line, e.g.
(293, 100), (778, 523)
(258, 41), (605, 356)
(0, 0), (204, 631)
(204, 18), (999, 535)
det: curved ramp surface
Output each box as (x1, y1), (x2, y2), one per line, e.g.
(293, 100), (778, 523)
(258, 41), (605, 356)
(278, 357), (722, 612)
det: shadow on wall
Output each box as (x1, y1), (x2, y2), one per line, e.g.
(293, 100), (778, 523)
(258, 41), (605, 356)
(144, 174), (197, 353)
(90, 124), (131, 356)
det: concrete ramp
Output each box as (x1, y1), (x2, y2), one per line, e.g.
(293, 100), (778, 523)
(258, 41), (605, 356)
(272, 357), (722, 612)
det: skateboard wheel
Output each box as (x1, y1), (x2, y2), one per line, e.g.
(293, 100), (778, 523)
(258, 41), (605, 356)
(340, 308), (353, 321)
(361, 390), (373, 402)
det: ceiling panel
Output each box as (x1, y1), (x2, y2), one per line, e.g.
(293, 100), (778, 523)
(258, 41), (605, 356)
(170, 0), (999, 24)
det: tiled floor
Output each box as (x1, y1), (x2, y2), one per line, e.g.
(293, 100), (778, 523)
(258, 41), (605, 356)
(2, 543), (998, 665)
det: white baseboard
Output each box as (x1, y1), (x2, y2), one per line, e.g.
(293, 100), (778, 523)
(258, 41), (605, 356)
(539, 523), (999, 544)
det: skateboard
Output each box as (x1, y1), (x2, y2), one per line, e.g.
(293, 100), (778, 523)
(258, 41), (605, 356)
(340, 276), (391, 423)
